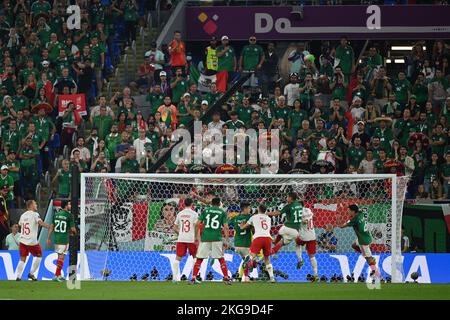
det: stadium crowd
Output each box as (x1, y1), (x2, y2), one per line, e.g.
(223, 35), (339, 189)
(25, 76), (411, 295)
(0, 0), (448, 231)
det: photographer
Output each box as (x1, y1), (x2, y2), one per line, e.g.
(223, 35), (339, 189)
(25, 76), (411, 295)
(330, 66), (347, 105)
(299, 73), (316, 111)
(370, 66), (392, 112)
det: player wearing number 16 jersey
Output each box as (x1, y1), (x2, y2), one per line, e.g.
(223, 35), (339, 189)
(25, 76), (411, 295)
(240, 204), (275, 282)
(191, 197), (231, 285)
(172, 198), (199, 282)
(47, 200), (77, 282)
(16, 200), (49, 281)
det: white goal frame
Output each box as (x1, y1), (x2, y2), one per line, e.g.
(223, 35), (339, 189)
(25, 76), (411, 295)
(79, 173), (403, 282)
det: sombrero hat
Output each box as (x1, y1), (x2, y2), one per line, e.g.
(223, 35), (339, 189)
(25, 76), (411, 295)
(374, 115), (393, 124)
(31, 102), (53, 114)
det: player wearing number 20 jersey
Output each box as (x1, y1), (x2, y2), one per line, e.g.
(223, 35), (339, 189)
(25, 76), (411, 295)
(172, 198), (199, 282)
(47, 200), (76, 282)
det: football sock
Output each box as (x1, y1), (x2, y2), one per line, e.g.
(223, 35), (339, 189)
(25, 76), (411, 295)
(218, 258), (229, 279)
(266, 264), (274, 279)
(55, 258), (64, 277)
(16, 260), (25, 279)
(238, 262), (244, 278)
(369, 264), (381, 277)
(172, 259), (180, 281)
(271, 241), (283, 254)
(295, 244), (303, 261)
(310, 256), (318, 276)
(30, 257), (42, 276)
(192, 258), (203, 279)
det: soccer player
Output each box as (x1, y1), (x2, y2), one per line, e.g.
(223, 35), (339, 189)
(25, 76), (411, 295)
(46, 200), (77, 282)
(268, 192), (304, 266)
(339, 204), (381, 282)
(172, 198), (199, 282)
(239, 204), (275, 282)
(230, 202), (252, 281)
(296, 206), (319, 282)
(191, 197), (232, 285)
(16, 200), (49, 281)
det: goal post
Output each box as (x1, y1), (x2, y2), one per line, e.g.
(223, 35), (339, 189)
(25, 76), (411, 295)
(79, 173), (408, 283)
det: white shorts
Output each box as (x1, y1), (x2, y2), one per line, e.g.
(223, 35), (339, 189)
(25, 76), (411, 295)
(278, 226), (299, 244)
(55, 244), (69, 255)
(356, 239), (372, 258)
(197, 241), (224, 259)
(235, 247), (250, 258)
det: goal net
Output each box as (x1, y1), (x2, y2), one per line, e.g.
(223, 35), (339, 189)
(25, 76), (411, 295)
(79, 174), (408, 283)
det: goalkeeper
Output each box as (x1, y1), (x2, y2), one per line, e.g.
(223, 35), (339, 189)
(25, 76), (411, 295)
(339, 204), (381, 282)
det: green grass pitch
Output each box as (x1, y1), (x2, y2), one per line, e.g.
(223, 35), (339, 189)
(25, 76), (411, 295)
(1, 281), (450, 300)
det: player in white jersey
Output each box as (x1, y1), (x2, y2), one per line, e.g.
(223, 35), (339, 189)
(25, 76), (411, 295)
(294, 207), (319, 281)
(239, 204), (275, 283)
(172, 198), (199, 282)
(16, 200), (49, 281)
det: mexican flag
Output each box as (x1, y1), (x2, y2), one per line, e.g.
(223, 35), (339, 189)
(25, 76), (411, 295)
(189, 65), (228, 93)
(307, 200), (389, 252)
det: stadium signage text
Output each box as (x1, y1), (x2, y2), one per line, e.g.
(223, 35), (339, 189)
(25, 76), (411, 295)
(0, 251), (446, 283)
(186, 6), (450, 40)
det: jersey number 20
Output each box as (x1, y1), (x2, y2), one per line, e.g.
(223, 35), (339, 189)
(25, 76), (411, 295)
(55, 220), (67, 233)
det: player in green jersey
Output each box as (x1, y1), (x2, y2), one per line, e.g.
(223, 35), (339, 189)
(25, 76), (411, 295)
(46, 200), (77, 282)
(230, 203), (252, 281)
(191, 197), (231, 285)
(340, 204), (381, 282)
(268, 192), (314, 277)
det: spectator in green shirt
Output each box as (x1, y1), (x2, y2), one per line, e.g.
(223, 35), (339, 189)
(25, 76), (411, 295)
(93, 106), (114, 140)
(239, 36), (264, 88)
(335, 36), (355, 82)
(393, 71), (411, 108)
(121, 147), (140, 173)
(31, 0), (51, 16)
(170, 67), (188, 105)
(431, 124), (447, 159)
(217, 35), (237, 80)
(52, 159), (71, 198)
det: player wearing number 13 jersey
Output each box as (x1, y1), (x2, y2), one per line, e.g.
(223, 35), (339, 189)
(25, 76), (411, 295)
(47, 200), (77, 282)
(191, 197), (231, 284)
(240, 204), (275, 282)
(172, 198), (199, 282)
(16, 200), (49, 281)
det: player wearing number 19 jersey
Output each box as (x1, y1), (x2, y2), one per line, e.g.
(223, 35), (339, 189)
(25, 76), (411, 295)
(191, 197), (231, 284)
(340, 204), (381, 282)
(268, 193), (304, 265)
(240, 204), (275, 282)
(16, 200), (49, 281)
(47, 200), (77, 282)
(172, 198), (199, 282)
